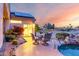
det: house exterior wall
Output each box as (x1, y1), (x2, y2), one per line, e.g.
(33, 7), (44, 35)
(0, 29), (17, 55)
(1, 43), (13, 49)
(3, 3), (10, 32)
(10, 16), (35, 36)
(0, 4), (3, 49)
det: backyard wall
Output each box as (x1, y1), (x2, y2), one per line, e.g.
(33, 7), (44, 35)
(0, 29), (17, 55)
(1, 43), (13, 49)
(0, 4), (3, 49)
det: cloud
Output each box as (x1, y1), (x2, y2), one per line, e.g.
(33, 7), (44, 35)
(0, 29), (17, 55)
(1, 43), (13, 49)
(11, 3), (79, 27)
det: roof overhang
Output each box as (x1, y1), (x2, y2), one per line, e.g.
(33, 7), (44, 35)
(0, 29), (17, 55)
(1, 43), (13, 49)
(10, 12), (36, 22)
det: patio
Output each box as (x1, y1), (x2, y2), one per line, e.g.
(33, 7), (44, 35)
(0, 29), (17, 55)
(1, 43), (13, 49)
(2, 30), (79, 56)
(15, 40), (63, 56)
(1, 35), (62, 56)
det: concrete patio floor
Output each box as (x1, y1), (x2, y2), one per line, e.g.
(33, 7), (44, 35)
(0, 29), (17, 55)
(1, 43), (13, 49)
(1, 36), (63, 56)
(15, 38), (63, 56)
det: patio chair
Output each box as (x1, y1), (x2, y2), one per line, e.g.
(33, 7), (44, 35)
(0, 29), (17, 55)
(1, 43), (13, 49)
(69, 34), (77, 44)
(31, 33), (39, 45)
(42, 32), (52, 46)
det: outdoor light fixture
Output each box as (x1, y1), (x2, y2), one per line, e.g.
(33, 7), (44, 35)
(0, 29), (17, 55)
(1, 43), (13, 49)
(10, 20), (22, 24)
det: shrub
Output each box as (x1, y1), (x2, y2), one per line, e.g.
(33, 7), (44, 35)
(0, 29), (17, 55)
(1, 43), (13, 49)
(56, 33), (69, 40)
(12, 40), (18, 45)
(35, 24), (40, 32)
(13, 26), (24, 35)
(5, 35), (16, 42)
(5, 29), (13, 35)
(5, 26), (24, 42)
(5, 29), (16, 42)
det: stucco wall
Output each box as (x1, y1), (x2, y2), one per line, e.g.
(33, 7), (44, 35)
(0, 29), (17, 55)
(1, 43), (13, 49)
(0, 4), (3, 49)
(3, 3), (10, 32)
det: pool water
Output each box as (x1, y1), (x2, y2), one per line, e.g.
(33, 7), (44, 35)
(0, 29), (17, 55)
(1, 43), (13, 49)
(58, 44), (79, 56)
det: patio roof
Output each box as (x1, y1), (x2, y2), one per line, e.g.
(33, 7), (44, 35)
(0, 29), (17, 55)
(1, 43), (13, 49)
(10, 12), (36, 22)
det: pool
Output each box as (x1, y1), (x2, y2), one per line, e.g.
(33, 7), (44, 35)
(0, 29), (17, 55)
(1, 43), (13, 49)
(58, 44), (79, 56)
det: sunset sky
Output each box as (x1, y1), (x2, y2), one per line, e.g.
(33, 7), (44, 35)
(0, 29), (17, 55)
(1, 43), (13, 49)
(10, 3), (79, 27)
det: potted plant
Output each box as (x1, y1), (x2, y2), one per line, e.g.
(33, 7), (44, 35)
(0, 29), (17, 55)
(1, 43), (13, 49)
(5, 26), (24, 42)
(5, 29), (16, 42)
(33, 24), (40, 45)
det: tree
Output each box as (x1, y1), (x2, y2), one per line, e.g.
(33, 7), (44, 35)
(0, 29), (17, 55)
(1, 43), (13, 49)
(46, 23), (55, 29)
(52, 24), (55, 29)
(46, 23), (51, 29)
(35, 24), (40, 32)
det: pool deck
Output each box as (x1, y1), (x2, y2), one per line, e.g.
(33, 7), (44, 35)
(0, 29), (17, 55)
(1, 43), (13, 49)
(15, 42), (63, 56)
